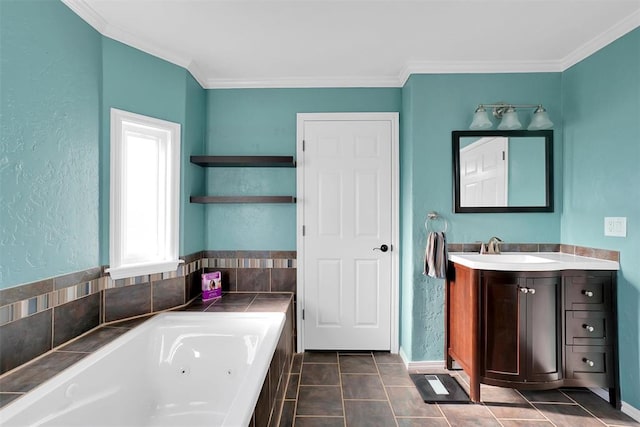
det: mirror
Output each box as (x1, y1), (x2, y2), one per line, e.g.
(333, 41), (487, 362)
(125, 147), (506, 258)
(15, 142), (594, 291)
(452, 130), (553, 213)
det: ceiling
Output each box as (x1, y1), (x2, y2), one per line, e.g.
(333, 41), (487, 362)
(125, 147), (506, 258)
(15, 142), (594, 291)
(62, 0), (640, 88)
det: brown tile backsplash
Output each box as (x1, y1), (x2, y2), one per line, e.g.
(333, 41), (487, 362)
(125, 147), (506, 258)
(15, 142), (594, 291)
(53, 292), (101, 347)
(53, 267), (102, 290)
(237, 268), (270, 292)
(0, 250), (297, 378)
(152, 277), (185, 312)
(0, 309), (52, 374)
(0, 278), (53, 307)
(104, 283), (152, 322)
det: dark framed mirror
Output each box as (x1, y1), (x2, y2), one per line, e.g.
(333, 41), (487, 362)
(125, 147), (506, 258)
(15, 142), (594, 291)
(452, 130), (553, 213)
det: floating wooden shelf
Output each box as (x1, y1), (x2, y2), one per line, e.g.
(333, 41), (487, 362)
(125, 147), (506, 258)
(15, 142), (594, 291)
(190, 196), (296, 204)
(190, 155), (295, 168)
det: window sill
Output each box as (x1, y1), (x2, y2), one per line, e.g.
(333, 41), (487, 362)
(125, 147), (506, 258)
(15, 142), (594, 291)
(106, 260), (184, 280)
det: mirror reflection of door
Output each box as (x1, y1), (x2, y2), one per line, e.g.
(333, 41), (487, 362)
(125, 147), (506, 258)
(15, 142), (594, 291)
(459, 136), (508, 207)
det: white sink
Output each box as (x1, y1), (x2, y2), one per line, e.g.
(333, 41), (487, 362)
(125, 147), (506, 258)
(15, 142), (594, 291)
(453, 254), (553, 264)
(448, 252), (620, 271)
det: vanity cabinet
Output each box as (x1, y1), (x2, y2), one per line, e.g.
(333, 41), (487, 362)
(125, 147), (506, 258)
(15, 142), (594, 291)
(445, 263), (619, 408)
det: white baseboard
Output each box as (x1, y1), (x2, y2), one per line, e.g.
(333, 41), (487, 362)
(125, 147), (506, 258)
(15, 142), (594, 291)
(398, 352), (446, 371)
(622, 400), (640, 422)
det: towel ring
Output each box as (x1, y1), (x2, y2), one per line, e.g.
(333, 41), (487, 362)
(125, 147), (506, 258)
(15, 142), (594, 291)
(426, 211), (448, 233)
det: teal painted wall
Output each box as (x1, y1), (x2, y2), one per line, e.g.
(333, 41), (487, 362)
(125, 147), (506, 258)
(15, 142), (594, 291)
(181, 73), (206, 255)
(0, 0), (102, 288)
(400, 73), (563, 360)
(204, 88), (402, 250)
(561, 28), (640, 408)
(100, 38), (206, 263)
(400, 80), (416, 361)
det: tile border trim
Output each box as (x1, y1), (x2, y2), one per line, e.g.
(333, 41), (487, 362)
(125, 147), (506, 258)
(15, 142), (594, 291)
(0, 252), (297, 327)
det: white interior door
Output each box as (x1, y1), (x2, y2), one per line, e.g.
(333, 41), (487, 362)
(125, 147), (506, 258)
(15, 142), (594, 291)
(297, 113), (398, 351)
(460, 136), (508, 206)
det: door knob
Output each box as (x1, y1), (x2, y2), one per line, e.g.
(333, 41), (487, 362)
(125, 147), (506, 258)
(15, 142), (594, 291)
(373, 244), (389, 252)
(528, 288), (536, 295)
(519, 287), (529, 294)
(583, 324), (595, 332)
(582, 290), (594, 297)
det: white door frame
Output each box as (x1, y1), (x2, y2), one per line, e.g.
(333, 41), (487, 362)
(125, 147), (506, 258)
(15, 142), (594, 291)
(296, 112), (400, 354)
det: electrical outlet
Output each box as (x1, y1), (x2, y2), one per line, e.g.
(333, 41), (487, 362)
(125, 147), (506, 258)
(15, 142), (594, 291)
(604, 217), (627, 237)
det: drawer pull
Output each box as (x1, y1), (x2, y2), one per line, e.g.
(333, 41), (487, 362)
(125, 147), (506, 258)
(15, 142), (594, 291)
(582, 290), (594, 297)
(582, 358), (595, 367)
(582, 324), (595, 332)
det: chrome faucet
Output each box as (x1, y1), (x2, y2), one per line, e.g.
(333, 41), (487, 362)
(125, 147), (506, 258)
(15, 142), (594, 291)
(485, 237), (503, 254)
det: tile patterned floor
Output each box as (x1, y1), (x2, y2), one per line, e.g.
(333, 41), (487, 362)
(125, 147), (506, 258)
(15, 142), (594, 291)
(278, 351), (639, 427)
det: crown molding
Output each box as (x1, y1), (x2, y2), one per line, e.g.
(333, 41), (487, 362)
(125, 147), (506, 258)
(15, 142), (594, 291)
(561, 9), (640, 70)
(398, 60), (564, 86)
(203, 76), (402, 89)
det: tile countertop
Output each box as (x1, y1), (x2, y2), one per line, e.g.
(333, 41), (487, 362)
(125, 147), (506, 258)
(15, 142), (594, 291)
(0, 293), (293, 409)
(448, 252), (620, 272)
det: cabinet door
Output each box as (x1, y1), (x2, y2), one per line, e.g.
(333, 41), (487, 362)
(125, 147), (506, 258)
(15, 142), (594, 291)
(482, 273), (526, 382)
(525, 277), (562, 382)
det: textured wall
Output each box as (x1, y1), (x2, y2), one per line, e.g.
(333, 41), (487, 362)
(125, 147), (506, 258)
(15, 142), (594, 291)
(204, 88), (402, 250)
(0, 0), (102, 289)
(400, 73), (563, 360)
(561, 28), (640, 408)
(181, 73), (206, 255)
(100, 37), (205, 263)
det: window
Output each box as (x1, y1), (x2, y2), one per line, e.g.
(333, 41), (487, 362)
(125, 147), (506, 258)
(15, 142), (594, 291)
(107, 108), (181, 279)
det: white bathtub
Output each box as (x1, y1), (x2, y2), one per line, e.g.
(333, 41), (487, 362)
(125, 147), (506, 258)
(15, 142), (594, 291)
(0, 312), (286, 427)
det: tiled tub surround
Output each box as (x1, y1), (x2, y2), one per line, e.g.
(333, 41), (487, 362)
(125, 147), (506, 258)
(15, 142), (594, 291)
(0, 293), (295, 427)
(0, 251), (297, 376)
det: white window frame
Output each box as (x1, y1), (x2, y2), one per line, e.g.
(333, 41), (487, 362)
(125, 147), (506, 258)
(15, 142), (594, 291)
(107, 108), (182, 279)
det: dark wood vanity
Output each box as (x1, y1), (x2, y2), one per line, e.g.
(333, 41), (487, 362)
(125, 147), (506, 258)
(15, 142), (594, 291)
(445, 262), (620, 408)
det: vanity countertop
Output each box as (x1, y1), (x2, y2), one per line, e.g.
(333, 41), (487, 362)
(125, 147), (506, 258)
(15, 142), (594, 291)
(448, 252), (620, 272)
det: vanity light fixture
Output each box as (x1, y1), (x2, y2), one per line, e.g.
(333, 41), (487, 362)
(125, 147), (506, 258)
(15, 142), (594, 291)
(469, 102), (554, 131)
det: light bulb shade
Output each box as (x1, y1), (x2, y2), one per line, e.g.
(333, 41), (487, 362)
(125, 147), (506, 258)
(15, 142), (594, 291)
(469, 106), (492, 130)
(497, 107), (522, 130)
(528, 106), (554, 130)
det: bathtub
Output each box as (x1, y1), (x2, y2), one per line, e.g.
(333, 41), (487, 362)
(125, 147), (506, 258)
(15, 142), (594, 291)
(0, 312), (286, 427)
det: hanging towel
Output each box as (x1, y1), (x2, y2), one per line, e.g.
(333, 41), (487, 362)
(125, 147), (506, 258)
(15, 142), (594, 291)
(424, 231), (448, 279)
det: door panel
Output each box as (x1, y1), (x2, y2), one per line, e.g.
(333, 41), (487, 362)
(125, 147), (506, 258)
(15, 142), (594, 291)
(526, 277), (561, 381)
(482, 274), (524, 381)
(302, 119), (392, 350)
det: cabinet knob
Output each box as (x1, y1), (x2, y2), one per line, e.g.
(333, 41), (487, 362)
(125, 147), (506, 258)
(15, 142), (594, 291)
(582, 290), (594, 297)
(582, 358), (595, 367)
(582, 324), (595, 332)
(528, 288), (536, 295)
(519, 287), (529, 294)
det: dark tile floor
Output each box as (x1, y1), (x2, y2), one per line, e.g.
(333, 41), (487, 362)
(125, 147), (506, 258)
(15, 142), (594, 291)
(278, 351), (639, 427)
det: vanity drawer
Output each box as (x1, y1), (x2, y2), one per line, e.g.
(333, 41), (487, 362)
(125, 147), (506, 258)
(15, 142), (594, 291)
(564, 345), (612, 386)
(565, 311), (611, 346)
(564, 275), (611, 311)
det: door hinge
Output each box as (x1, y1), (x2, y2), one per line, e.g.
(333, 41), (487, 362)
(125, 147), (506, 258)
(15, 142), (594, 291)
(502, 151), (505, 161)
(302, 140), (305, 151)
(302, 225), (305, 236)
(302, 309), (305, 320)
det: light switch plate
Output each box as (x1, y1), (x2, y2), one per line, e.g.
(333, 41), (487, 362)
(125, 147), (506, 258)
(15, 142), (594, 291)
(604, 217), (627, 237)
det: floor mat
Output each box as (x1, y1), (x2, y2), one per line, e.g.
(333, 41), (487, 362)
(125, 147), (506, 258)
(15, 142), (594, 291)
(410, 373), (471, 403)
